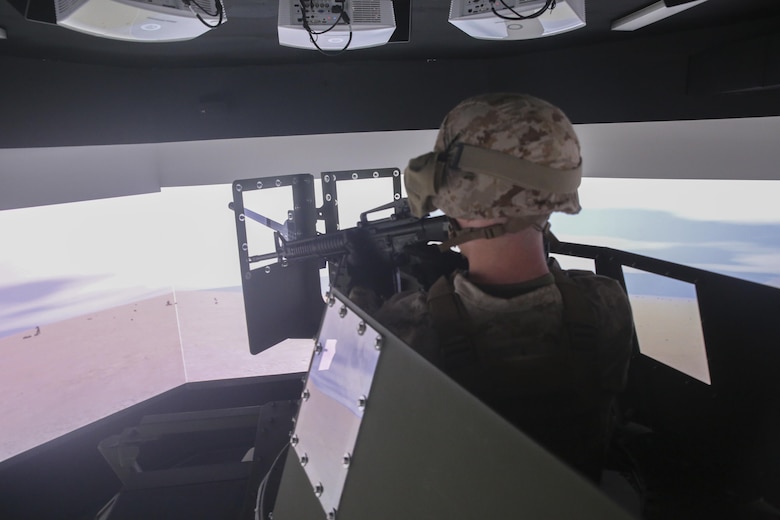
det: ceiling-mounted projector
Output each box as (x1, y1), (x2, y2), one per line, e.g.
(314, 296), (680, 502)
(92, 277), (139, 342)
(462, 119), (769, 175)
(449, 0), (585, 40)
(53, 0), (223, 42)
(278, 0), (396, 51)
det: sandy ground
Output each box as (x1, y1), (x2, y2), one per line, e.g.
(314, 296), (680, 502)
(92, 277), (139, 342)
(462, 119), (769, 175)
(0, 293), (185, 461)
(174, 289), (313, 381)
(0, 290), (313, 462)
(629, 295), (711, 384)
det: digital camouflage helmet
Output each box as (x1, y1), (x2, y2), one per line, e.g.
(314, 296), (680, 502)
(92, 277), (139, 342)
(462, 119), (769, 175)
(404, 93), (583, 245)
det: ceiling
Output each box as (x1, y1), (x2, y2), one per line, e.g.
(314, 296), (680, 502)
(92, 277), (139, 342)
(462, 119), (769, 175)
(2, 0), (779, 68)
(0, 0), (779, 148)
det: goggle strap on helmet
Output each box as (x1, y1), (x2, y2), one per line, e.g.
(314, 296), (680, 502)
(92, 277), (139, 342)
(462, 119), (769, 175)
(437, 215), (551, 251)
(449, 143), (582, 194)
(404, 143), (582, 218)
(404, 151), (447, 218)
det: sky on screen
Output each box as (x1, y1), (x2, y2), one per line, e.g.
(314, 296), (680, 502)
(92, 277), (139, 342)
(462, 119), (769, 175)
(1, 178), (779, 338)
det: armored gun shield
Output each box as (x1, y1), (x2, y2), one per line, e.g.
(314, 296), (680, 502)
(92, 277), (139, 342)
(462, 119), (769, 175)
(231, 174), (325, 354)
(272, 289), (633, 520)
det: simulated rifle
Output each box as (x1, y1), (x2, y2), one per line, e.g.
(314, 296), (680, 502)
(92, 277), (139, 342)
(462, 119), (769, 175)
(265, 199), (451, 296)
(230, 169), (458, 354)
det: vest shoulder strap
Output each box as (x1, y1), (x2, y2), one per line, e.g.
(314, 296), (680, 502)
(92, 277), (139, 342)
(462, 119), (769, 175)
(549, 265), (599, 353)
(427, 275), (477, 367)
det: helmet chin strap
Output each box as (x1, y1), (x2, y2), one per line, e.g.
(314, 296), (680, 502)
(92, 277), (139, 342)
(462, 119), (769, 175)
(438, 216), (551, 252)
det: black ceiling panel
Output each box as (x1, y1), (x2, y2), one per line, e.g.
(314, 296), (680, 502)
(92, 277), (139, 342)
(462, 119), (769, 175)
(1, 0), (779, 147)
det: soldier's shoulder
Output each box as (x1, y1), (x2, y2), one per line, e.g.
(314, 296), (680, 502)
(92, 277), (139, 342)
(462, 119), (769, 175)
(375, 290), (430, 328)
(374, 290), (439, 359)
(565, 270), (632, 320)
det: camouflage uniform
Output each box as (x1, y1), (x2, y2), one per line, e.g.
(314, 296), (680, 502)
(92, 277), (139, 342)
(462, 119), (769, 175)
(375, 264), (633, 479)
(373, 93), (633, 479)
(376, 265), (632, 395)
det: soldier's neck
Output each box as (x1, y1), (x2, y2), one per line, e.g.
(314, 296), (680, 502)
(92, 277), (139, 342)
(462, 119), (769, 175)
(459, 231), (549, 285)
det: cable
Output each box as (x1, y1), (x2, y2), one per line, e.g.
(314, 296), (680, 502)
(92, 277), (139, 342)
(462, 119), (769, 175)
(302, 0), (349, 35)
(490, 0), (556, 20)
(254, 443), (291, 520)
(300, 0), (353, 56)
(185, 0), (226, 28)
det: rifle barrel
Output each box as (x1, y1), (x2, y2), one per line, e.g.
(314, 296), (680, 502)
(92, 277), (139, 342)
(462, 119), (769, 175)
(281, 233), (351, 260)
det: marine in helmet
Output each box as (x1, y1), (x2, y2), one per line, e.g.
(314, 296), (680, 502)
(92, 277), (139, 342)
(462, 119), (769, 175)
(364, 93), (634, 481)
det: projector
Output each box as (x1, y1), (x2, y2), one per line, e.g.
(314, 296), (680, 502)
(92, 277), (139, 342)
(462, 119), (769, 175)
(278, 0), (396, 51)
(53, 0), (223, 42)
(449, 0), (586, 40)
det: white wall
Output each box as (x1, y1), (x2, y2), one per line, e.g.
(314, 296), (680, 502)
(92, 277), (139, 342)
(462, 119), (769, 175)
(2, 117), (780, 211)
